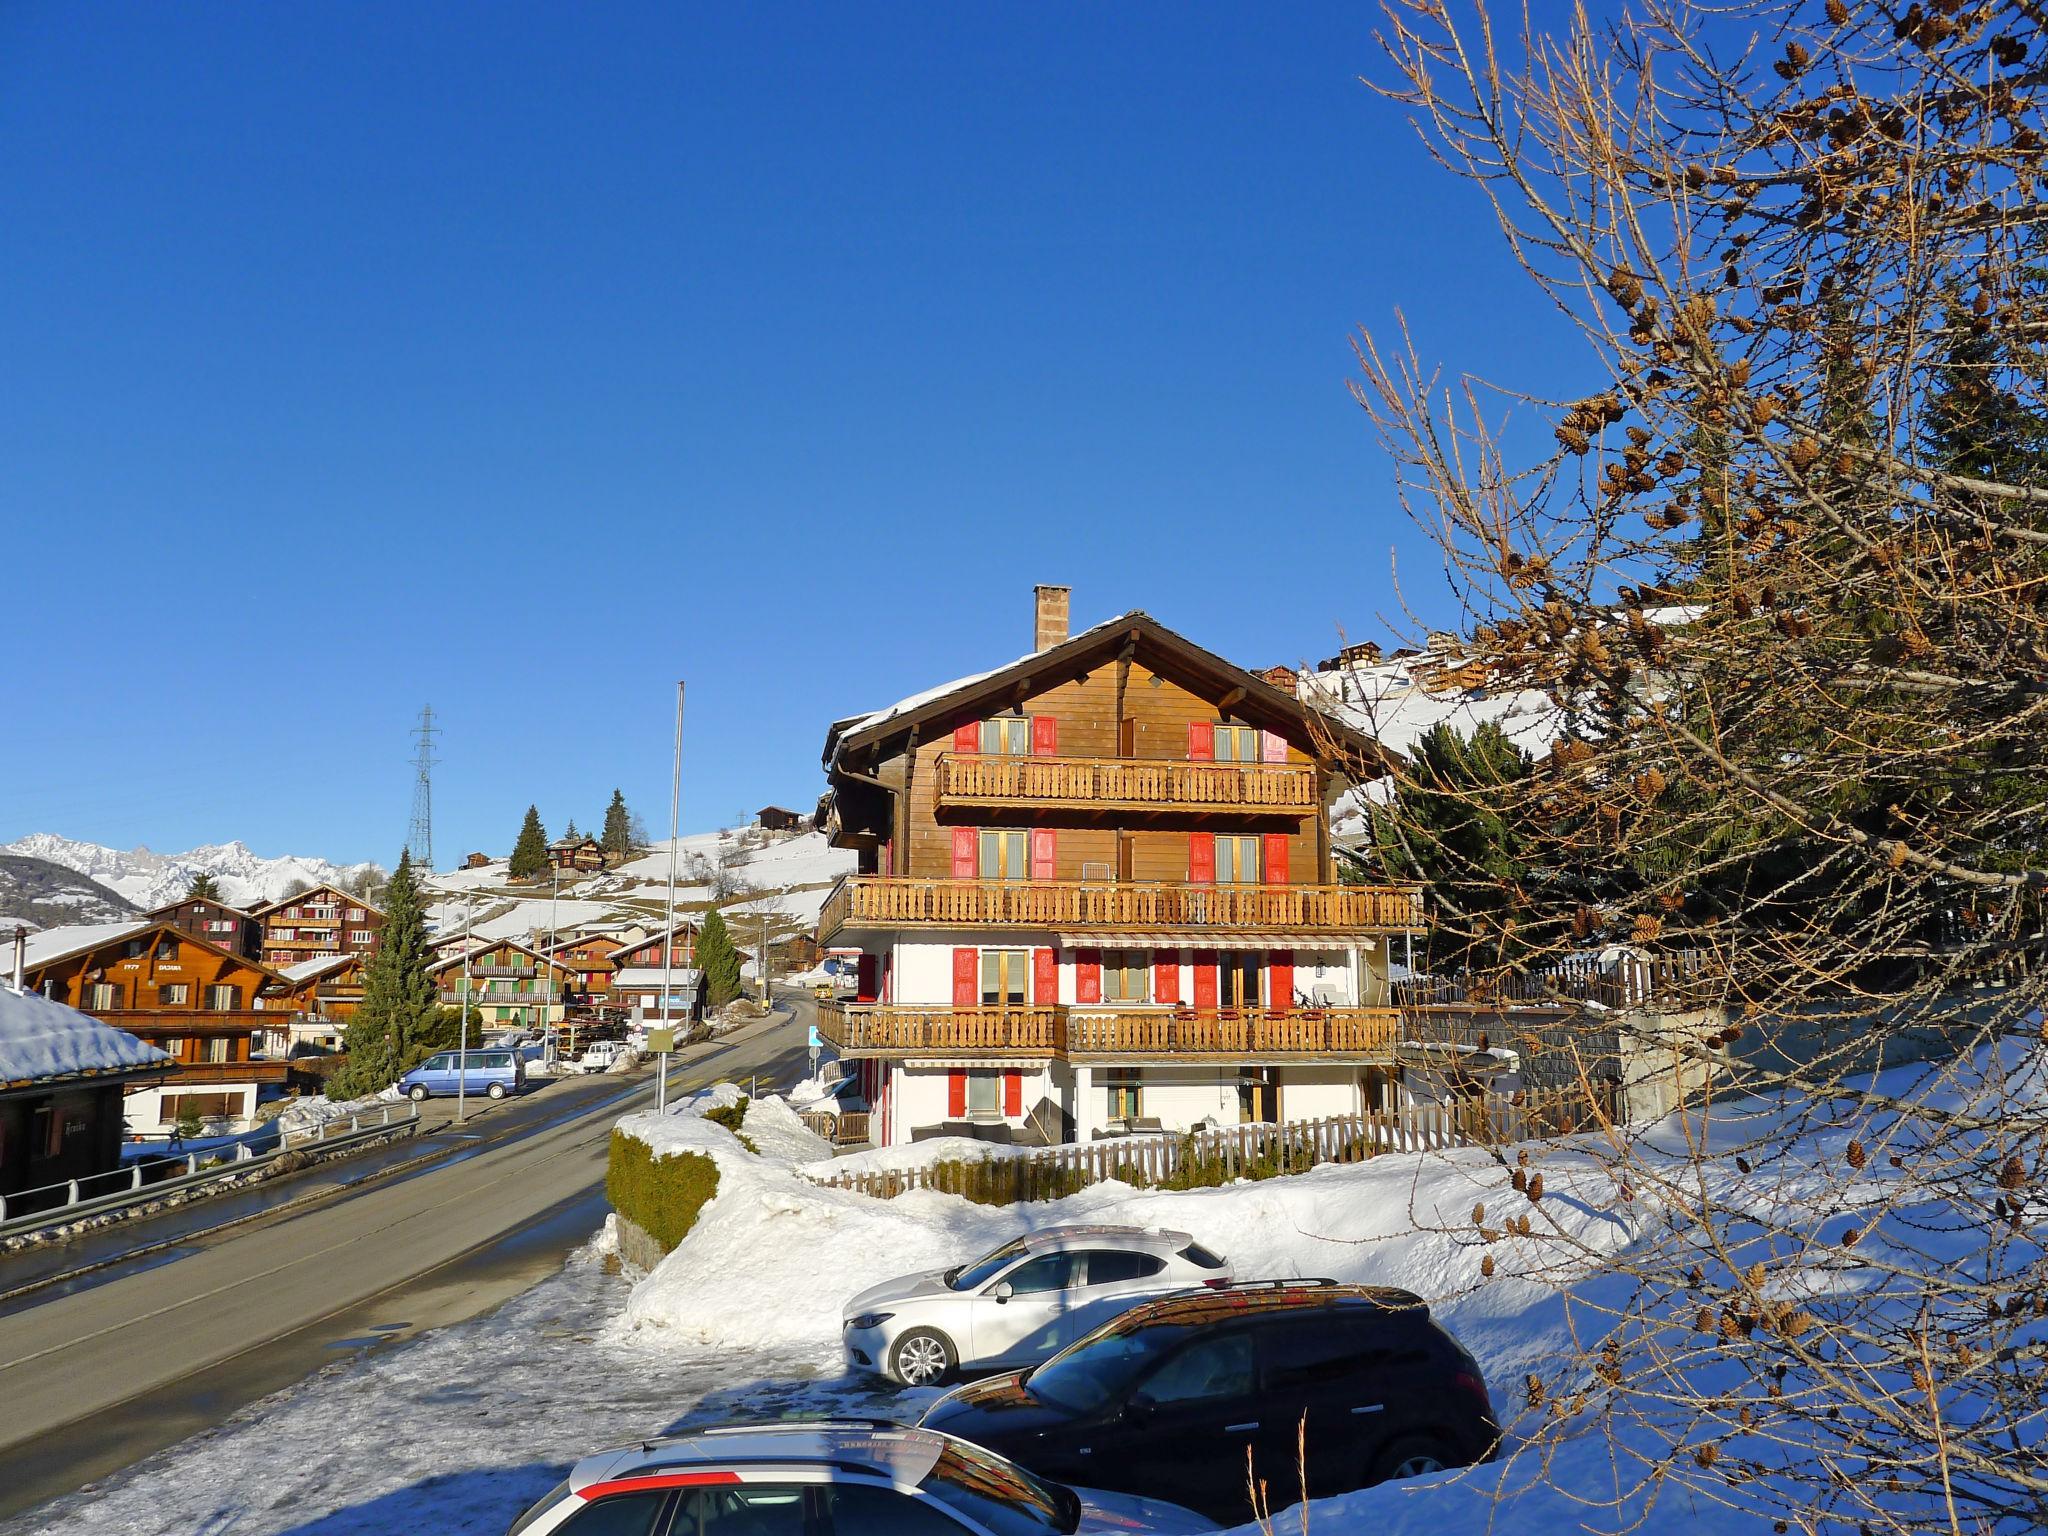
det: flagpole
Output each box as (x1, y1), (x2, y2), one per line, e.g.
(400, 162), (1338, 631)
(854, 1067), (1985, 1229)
(657, 681), (684, 1113)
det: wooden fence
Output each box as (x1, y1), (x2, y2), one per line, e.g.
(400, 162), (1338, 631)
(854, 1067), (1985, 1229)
(804, 1085), (1610, 1203)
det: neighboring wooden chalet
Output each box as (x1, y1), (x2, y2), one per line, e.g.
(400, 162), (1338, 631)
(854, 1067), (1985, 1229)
(1, 979), (170, 1204)
(250, 885), (384, 972)
(464, 851), (493, 869)
(546, 931), (626, 1010)
(608, 924), (702, 1020)
(428, 938), (579, 1029)
(146, 895), (263, 960)
(548, 836), (606, 873)
(815, 586), (1425, 1148)
(757, 805), (807, 834)
(24, 921), (307, 1133)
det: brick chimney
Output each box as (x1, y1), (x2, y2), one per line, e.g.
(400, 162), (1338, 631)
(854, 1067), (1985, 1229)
(1033, 584), (1071, 651)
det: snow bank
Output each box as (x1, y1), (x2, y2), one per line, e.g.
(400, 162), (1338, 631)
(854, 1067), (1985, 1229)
(0, 985), (169, 1083)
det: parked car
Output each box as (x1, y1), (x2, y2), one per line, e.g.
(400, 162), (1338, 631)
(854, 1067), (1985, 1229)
(505, 1420), (1215, 1535)
(843, 1225), (1232, 1387)
(397, 1048), (525, 1102)
(917, 1280), (1499, 1524)
(574, 1041), (624, 1075)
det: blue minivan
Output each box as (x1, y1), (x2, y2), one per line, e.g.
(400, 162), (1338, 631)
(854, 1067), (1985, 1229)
(397, 1048), (524, 1101)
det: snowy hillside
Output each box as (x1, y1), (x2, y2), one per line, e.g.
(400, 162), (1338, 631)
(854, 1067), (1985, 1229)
(0, 833), (382, 913)
(0, 853), (139, 932)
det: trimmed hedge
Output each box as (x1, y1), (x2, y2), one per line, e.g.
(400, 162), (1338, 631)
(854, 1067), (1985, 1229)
(925, 1155), (1091, 1206)
(703, 1095), (758, 1154)
(605, 1130), (719, 1255)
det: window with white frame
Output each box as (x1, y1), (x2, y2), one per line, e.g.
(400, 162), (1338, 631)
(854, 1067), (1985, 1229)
(89, 982), (120, 1010)
(966, 1071), (1002, 1118)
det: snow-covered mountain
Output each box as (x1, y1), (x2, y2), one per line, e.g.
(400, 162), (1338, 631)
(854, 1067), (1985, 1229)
(0, 853), (140, 932)
(0, 834), (382, 914)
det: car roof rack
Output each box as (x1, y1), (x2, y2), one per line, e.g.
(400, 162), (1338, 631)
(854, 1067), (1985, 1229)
(643, 1418), (914, 1450)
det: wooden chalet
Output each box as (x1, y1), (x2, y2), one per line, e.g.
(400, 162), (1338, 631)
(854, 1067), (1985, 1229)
(24, 921), (309, 1133)
(250, 885), (384, 972)
(1, 978), (170, 1204)
(546, 931), (626, 1010)
(145, 894), (263, 960)
(815, 586), (1426, 1148)
(757, 805), (808, 834)
(464, 851), (493, 869)
(428, 938), (579, 1029)
(548, 836), (606, 873)
(608, 924), (702, 1020)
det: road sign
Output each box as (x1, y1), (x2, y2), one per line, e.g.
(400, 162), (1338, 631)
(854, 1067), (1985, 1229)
(806, 1023), (820, 1050)
(646, 1028), (676, 1054)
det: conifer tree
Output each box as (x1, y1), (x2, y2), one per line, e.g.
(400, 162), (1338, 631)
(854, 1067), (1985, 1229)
(564, 818), (580, 841)
(330, 850), (437, 1097)
(185, 871), (222, 901)
(695, 908), (742, 1008)
(601, 790), (633, 860)
(509, 805), (549, 879)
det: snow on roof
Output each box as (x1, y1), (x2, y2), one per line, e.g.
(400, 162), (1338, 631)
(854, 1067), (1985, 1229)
(282, 954), (356, 983)
(836, 611), (1139, 737)
(20, 921), (151, 971)
(611, 966), (704, 988)
(0, 985), (170, 1088)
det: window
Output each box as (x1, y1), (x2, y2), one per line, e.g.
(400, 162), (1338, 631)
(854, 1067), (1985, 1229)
(164, 1037), (188, 1058)
(206, 1037), (231, 1063)
(950, 1237), (1033, 1291)
(207, 984), (242, 1010)
(156, 940), (179, 960)
(89, 982), (121, 1010)
(965, 1070), (1002, 1118)
(1218, 955), (1260, 1009)
(1137, 1329), (1256, 1405)
(1082, 1250), (1167, 1286)
(555, 1491), (672, 1535)
(1179, 1241), (1229, 1270)
(1260, 1318), (1393, 1393)
(347, 907), (365, 921)
(1213, 724), (1262, 762)
(978, 829), (1029, 881)
(672, 1486), (808, 1535)
(1101, 952), (1149, 1003)
(349, 930), (374, 944)
(1215, 835), (1261, 884)
(125, 939), (145, 958)
(157, 983), (190, 1006)
(1106, 1070), (1141, 1120)
(821, 1486), (965, 1536)
(917, 1439), (1073, 1536)
(1003, 1253), (1080, 1295)
(980, 716), (1031, 755)
(980, 950), (1028, 1007)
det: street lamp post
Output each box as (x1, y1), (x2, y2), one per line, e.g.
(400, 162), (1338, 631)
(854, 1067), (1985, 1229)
(458, 894), (474, 1126)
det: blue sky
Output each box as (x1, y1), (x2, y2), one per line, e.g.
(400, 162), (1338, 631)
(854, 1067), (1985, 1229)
(1, 3), (1593, 868)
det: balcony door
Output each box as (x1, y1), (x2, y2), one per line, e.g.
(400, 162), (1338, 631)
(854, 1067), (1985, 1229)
(980, 718), (1031, 755)
(1213, 725), (1261, 762)
(981, 950), (1029, 1007)
(1215, 836), (1260, 884)
(1217, 955), (1260, 1010)
(979, 830), (1029, 882)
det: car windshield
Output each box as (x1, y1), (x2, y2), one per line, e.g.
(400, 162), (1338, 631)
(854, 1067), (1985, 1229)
(1024, 1319), (1195, 1414)
(917, 1436), (1080, 1535)
(947, 1237), (1033, 1291)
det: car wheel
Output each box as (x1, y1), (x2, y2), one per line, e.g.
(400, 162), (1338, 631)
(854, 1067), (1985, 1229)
(409, 1085), (428, 1102)
(890, 1328), (955, 1387)
(1371, 1435), (1461, 1484)
(488, 1082), (508, 1100)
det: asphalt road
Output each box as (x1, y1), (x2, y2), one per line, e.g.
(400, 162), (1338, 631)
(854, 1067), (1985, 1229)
(0, 995), (815, 1521)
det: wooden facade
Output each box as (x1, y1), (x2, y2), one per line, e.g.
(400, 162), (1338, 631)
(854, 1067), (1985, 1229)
(251, 884), (384, 971)
(429, 938), (578, 1023)
(146, 895), (263, 960)
(548, 836), (606, 872)
(547, 932), (626, 1006)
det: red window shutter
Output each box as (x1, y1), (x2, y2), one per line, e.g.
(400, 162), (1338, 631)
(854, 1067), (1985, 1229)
(948, 1070), (967, 1117)
(1262, 833), (1290, 884)
(1033, 947), (1057, 1004)
(1193, 950), (1218, 1010)
(1003, 1071), (1023, 1117)
(952, 827), (978, 879)
(856, 954), (879, 1004)
(882, 950), (894, 1004)
(953, 721), (980, 753)
(1153, 954), (1180, 1005)
(952, 948), (979, 1008)
(1268, 952), (1295, 1011)
(1188, 832), (1216, 884)
(1031, 828), (1057, 880)
(1188, 722), (1214, 761)
(1262, 730), (1287, 763)
(1032, 715), (1058, 756)
(1076, 949), (1102, 1004)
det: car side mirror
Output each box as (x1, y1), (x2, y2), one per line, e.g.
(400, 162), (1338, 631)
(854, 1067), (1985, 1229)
(993, 1281), (1014, 1304)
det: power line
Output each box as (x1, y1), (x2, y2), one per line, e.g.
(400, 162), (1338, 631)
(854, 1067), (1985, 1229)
(407, 704), (440, 870)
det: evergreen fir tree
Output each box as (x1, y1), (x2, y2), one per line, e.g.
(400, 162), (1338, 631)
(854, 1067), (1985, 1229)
(695, 908), (742, 1007)
(509, 805), (550, 879)
(564, 818), (580, 841)
(330, 850), (437, 1097)
(601, 790), (633, 860)
(185, 870), (222, 901)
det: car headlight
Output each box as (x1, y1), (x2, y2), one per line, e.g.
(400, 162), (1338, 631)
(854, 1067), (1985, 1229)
(847, 1312), (894, 1331)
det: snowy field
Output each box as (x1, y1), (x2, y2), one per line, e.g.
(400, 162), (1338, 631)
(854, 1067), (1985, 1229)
(21, 1044), (2041, 1536)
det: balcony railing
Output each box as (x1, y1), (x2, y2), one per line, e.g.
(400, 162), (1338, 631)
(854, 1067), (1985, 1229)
(934, 753), (1317, 816)
(815, 1002), (1402, 1059)
(440, 988), (563, 1006)
(817, 1002), (1059, 1055)
(819, 876), (1424, 940)
(1060, 1007), (1401, 1058)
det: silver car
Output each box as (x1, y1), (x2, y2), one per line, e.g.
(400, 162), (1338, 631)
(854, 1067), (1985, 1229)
(843, 1225), (1232, 1387)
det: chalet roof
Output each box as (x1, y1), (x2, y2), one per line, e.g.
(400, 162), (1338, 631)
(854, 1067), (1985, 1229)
(548, 835), (602, 851)
(425, 935), (573, 977)
(823, 610), (1394, 775)
(281, 953), (358, 983)
(611, 966), (704, 989)
(0, 986), (170, 1092)
(616, 921), (696, 954)
(22, 921), (297, 990)
(143, 895), (253, 921)
(248, 885), (384, 920)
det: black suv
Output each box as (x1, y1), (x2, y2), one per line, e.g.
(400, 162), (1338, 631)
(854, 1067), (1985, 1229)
(917, 1279), (1497, 1523)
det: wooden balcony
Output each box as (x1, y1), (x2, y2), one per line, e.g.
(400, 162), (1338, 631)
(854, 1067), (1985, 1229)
(817, 1002), (1059, 1056)
(1059, 1007), (1401, 1060)
(818, 876), (1424, 941)
(440, 988), (563, 1006)
(934, 753), (1317, 818)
